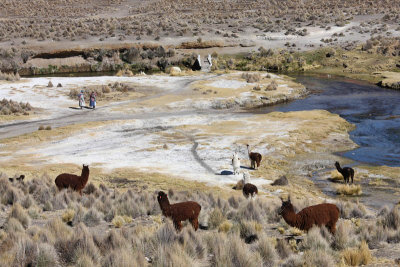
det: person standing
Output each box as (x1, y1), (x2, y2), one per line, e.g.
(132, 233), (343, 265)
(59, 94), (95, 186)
(89, 91), (96, 109)
(78, 90), (85, 109)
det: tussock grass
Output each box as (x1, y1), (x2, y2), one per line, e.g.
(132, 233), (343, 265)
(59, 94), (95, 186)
(380, 207), (400, 230)
(301, 227), (330, 252)
(9, 203), (30, 228)
(329, 170), (343, 182)
(336, 184), (362, 196)
(256, 234), (277, 267)
(208, 208), (225, 229)
(341, 241), (372, 266)
(62, 209), (75, 223)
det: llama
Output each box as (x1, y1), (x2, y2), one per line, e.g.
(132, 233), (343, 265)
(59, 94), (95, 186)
(243, 183), (258, 199)
(232, 152), (241, 175)
(279, 197), (339, 234)
(157, 191), (201, 231)
(335, 161), (354, 184)
(246, 144), (262, 169)
(55, 164), (90, 195)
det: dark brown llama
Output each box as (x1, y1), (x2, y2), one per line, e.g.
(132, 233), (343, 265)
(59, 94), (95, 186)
(55, 164), (90, 195)
(157, 191), (201, 231)
(243, 183), (258, 199)
(279, 197), (339, 234)
(335, 161), (354, 184)
(246, 144), (262, 169)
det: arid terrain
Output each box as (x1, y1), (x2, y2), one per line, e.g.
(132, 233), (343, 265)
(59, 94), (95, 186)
(1, 1), (400, 267)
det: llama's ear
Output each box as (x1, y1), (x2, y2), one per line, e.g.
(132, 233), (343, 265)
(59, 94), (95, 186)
(288, 196), (291, 202)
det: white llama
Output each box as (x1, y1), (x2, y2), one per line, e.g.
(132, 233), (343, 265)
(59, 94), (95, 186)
(232, 152), (241, 175)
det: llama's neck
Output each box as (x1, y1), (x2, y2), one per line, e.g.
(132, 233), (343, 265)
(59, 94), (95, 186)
(247, 146), (251, 158)
(80, 169), (89, 186)
(281, 205), (299, 228)
(159, 198), (171, 216)
(335, 163), (343, 173)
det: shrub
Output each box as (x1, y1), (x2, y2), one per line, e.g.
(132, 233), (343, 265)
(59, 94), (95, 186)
(5, 217), (24, 233)
(218, 220), (233, 233)
(102, 248), (147, 267)
(45, 126), (52, 130)
(256, 234), (277, 267)
(9, 203), (30, 228)
(83, 208), (102, 227)
(112, 215), (125, 228)
(208, 208), (225, 229)
(276, 238), (292, 259)
(335, 184), (362, 196)
(37, 243), (60, 267)
(333, 220), (353, 250)
(266, 80), (278, 91)
(38, 125), (45, 130)
(301, 226), (330, 252)
(303, 250), (335, 267)
(341, 241), (372, 266)
(62, 209), (75, 223)
(381, 207), (400, 230)
(241, 72), (261, 83)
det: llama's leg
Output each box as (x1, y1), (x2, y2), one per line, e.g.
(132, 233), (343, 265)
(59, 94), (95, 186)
(174, 220), (183, 231)
(190, 218), (199, 231)
(327, 223), (336, 235)
(351, 171), (354, 184)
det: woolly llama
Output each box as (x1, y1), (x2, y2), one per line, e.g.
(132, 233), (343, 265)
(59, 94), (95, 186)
(279, 196), (339, 234)
(55, 164), (90, 195)
(157, 191), (201, 231)
(335, 161), (354, 184)
(232, 152), (241, 175)
(243, 183), (258, 199)
(246, 144), (262, 169)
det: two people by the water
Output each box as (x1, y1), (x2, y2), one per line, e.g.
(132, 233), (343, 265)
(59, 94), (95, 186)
(78, 90), (96, 109)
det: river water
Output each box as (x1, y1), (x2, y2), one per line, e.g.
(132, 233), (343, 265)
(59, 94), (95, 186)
(263, 74), (400, 167)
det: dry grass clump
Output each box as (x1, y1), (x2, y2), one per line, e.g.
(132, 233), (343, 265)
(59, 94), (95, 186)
(329, 170), (344, 182)
(303, 250), (336, 267)
(208, 208), (225, 229)
(68, 82), (131, 101)
(336, 184), (362, 196)
(0, 98), (32, 116)
(0, 71), (20, 81)
(9, 203), (30, 228)
(176, 40), (224, 49)
(265, 80), (278, 91)
(255, 234), (277, 267)
(341, 241), (372, 266)
(62, 209), (75, 223)
(241, 72), (261, 83)
(380, 206), (400, 230)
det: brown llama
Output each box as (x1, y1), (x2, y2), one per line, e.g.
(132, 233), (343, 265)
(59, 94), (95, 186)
(243, 183), (258, 199)
(279, 197), (339, 234)
(246, 144), (262, 169)
(157, 191), (201, 231)
(55, 164), (90, 195)
(335, 161), (354, 184)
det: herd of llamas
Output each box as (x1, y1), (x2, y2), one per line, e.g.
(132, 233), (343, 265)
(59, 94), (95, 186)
(49, 143), (356, 236)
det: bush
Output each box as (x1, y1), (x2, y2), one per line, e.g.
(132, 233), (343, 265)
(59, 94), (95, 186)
(0, 98), (32, 116)
(381, 207), (400, 230)
(208, 208), (225, 229)
(9, 203), (30, 228)
(256, 234), (277, 267)
(341, 241), (372, 266)
(336, 184), (362, 196)
(241, 72), (261, 83)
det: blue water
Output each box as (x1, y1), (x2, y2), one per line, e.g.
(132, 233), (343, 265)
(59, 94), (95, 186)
(263, 74), (400, 166)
